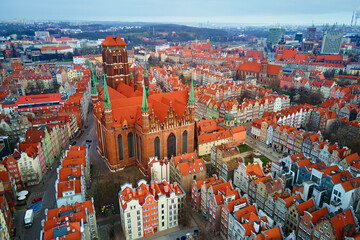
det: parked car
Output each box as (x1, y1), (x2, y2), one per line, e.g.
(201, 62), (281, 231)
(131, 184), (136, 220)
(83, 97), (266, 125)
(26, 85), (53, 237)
(32, 196), (42, 204)
(24, 209), (34, 227)
(86, 139), (92, 143)
(72, 141), (77, 145)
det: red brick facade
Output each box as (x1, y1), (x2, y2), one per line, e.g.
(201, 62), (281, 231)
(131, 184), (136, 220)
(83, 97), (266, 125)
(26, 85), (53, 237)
(101, 36), (131, 90)
(237, 59), (283, 85)
(94, 36), (195, 174)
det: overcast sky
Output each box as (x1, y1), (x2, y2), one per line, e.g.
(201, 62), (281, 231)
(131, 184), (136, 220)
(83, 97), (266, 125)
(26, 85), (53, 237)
(1, 0), (357, 25)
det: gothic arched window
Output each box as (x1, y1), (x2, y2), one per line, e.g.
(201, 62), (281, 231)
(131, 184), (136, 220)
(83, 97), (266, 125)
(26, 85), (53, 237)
(128, 132), (134, 158)
(139, 137), (143, 162)
(182, 131), (188, 154)
(118, 134), (124, 161)
(167, 133), (176, 159)
(136, 134), (139, 159)
(154, 137), (160, 159)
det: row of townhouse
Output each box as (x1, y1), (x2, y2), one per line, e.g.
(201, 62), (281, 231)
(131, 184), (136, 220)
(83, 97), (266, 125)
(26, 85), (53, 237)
(231, 95), (289, 123)
(251, 106), (356, 158)
(233, 161), (284, 210)
(119, 179), (186, 240)
(191, 68), (232, 85)
(249, 105), (314, 145)
(191, 175), (285, 239)
(191, 140), (360, 239)
(0, 112), (78, 144)
(231, 149), (360, 238)
(0, 194), (13, 240)
(271, 151), (360, 211)
(196, 94), (289, 123)
(227, 203), (283, 240)
(281, 77), (336, 99)
(0, 167), (15, 238)
(0, 114), (32, 141)
(194, 82), (284, 120)
(329, 84), (360, 102)
(58, 90), (90, 129)
(321, 98), (360, 122)
(40, 144), (98, 240)
(202, 82), (242, 102)
(1, 118), (75, 188)
(253, 105), (341, 142)
(55, 145), (90, 208)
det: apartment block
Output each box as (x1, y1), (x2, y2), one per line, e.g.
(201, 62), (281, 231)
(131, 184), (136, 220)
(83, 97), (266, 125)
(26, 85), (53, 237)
(118, 179), (185, 240)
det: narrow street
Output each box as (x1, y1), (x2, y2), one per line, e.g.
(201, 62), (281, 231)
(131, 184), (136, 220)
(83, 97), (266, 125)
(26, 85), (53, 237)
(12, 107), (103, 240)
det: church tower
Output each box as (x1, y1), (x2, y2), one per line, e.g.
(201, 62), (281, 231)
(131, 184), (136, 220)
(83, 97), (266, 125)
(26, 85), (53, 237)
(101, 36), (131, 89)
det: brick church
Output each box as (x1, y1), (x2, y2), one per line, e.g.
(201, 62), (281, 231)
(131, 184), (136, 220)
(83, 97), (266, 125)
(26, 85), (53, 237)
(237, 58), (283, 85)
(92, 36), (195, 174)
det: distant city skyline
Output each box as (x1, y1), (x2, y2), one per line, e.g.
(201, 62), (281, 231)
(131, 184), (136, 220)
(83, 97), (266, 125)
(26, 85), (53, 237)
(0, 0), (358, 25)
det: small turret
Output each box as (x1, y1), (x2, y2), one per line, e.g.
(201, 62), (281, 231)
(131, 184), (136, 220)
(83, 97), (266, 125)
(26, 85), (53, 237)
(141, 83), (150, 133)
(90, 62), (98, 103)
(188, 79), (195, 105)
(102, 74), (113, 128)
(103, 74), (111, 110)
(188, 79), (195, 120)
(144, 62), (150, 97)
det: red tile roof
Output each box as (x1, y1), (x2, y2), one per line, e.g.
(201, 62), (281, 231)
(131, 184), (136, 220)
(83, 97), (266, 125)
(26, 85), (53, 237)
(310, 207), (329, 224)
(198, 129), (232, 144)
(283, 193), (301, 208)
(297, 199), (314, 215)
(341, 177), (360, 192)
(173, 152), (205, 176)
(101, 36), (127, 46)
(57, 179), (82, 198)
(330, 209), (356, 240)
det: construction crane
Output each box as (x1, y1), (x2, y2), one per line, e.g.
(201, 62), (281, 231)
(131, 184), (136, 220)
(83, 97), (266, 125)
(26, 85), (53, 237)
(352, 8), (360, 26)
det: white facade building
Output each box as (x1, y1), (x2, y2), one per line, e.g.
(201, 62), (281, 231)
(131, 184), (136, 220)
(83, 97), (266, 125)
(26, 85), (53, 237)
(119, 179), (185, 240)
(17, 152), (42, 186)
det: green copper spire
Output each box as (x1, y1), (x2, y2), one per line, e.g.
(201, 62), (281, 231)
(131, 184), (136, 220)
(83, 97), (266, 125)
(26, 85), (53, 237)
(103, 74), (111, 109)
(144, 62), (150, 97)
(144, 62), (148, 77)
(90, 61), (98, 84)
(90, 63), (98, 96)
(188, 79), (195, 104)
(141, 83), (149, 113)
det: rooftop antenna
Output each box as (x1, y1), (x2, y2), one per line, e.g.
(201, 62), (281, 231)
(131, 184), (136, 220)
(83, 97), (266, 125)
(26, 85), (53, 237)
(351, 11), (355, 26)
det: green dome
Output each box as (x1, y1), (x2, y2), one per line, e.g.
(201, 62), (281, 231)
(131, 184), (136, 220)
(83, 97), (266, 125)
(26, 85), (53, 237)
(224, 113), (234, 121)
